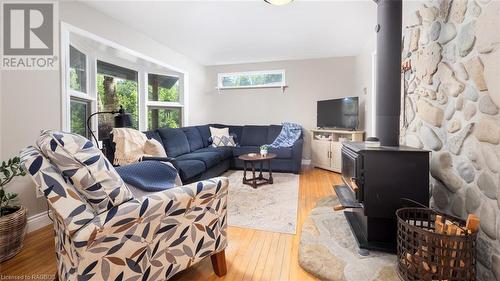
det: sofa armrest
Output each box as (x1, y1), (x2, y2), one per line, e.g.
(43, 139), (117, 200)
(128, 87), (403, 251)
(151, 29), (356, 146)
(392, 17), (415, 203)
(72, 177), (228, 277)
(291, 138), (304, 174)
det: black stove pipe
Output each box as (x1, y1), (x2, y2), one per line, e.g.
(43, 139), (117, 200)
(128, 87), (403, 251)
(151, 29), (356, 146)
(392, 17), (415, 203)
(375, 0), (402, 146)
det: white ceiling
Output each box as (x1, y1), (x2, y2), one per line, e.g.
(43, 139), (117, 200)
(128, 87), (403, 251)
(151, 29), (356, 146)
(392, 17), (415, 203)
(83, 0), (377, 66)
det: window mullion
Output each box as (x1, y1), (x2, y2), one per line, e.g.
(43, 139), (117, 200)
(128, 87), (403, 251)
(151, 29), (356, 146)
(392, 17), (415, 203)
(88, 54), (99, 143)
(138, 71), (147, 131)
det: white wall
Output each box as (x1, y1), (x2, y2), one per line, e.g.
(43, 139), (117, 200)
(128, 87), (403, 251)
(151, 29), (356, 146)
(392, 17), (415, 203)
(0, 2), (208, 218)
(354, 35), (376, 137)
(202, 57), (358, 159)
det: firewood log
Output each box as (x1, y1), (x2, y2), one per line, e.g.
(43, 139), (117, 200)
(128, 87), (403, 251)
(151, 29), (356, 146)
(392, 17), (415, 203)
(466, 214), (480, 233)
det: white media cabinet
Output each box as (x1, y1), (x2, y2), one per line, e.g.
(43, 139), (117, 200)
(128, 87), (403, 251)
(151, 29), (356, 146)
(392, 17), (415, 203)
(310, 129), (365, 173)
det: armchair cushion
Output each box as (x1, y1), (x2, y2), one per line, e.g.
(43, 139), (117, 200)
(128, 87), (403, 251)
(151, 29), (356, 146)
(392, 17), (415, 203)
(20, 146), (96, 236)
(37, 130), (133, 214)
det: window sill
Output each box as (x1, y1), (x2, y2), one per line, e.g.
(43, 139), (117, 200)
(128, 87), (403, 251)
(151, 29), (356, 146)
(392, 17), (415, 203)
(216, 85), (288, 93)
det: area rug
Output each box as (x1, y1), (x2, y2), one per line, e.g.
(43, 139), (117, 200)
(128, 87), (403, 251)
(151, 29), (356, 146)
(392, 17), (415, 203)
(224, 170), (299, 234)
(299, 196), (399, 281)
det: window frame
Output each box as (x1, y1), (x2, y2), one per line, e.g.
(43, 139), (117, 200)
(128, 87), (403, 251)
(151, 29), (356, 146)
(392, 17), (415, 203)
(61, 22), (188, 143)
(217, 69), (286, 90)
(147, 106), (183, 130)
(145, 72), (184, 130)
(69, 97), (92, 139)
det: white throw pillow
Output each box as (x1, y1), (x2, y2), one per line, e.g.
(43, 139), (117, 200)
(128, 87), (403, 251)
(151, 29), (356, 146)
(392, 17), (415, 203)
(143, 138), (168, 157)
(210, 127), (229, 138)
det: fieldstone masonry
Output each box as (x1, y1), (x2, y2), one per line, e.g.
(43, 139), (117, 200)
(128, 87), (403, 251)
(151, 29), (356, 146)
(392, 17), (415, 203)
(401, 1), (500, 280)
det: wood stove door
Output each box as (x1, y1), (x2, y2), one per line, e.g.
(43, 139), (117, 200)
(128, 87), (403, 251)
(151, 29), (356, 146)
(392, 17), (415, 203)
(341, 146), (362, 201)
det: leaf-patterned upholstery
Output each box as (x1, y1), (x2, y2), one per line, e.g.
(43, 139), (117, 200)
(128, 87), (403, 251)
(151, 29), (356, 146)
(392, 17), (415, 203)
(37, 130), (133, 214)
(21, 146), (96, 237)
(20, 143), (228, 281)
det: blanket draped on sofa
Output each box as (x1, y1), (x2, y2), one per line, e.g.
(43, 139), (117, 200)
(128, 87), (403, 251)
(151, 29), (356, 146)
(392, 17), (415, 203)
(269, 122), (302, 148)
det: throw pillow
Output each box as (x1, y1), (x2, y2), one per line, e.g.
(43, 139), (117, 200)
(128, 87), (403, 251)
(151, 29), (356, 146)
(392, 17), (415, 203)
(37, 130), (133, 214)
(212, 135), (236, 147)
(209, 127), (229, 138)
(143, 138), (167, 157)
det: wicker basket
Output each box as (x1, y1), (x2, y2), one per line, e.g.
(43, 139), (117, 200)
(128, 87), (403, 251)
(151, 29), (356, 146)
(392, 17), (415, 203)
(0, 206), (27, 262)
(396, 208), (477, 281)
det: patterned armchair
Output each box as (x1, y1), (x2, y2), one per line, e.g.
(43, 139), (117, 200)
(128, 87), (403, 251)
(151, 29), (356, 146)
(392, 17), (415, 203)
(19, 131), (228, 281)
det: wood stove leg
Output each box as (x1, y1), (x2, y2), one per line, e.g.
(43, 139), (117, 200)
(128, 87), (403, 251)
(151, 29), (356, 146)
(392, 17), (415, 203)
(210, 250), (227, 277)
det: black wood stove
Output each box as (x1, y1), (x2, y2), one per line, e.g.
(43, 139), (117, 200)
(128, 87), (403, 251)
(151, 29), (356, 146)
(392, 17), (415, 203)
(334, 142), (429, 253)
(331, 0), (431, 253)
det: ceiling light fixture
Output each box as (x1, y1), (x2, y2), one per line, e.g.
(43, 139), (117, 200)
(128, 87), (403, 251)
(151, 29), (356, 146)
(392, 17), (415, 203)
(264, 0), (293, 6)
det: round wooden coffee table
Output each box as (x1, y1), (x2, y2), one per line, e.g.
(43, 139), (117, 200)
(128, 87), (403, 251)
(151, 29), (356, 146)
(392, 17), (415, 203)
(238, 153), (277, 189)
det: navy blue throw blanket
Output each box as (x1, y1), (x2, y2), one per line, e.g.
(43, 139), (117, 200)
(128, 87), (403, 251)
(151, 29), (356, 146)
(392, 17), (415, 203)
(116, 161), (178, 192)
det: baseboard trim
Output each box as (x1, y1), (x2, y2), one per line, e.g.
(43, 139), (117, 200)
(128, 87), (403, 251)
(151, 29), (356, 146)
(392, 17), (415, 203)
(27, 211), (52, 233)
(301, 159), (312, 165)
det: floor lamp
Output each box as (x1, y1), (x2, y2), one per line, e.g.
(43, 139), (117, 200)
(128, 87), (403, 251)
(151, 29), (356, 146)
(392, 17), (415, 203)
(86, 105), (132, 149)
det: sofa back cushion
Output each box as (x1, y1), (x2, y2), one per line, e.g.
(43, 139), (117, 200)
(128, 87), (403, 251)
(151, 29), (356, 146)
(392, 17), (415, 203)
(195, 125), (211, 147)
(37, 131), (133, 214)
(158, 128), (190, 157)
(240, 125), (269, 146)
(182, 126), (204, 152)
(267, 125), (283, 144)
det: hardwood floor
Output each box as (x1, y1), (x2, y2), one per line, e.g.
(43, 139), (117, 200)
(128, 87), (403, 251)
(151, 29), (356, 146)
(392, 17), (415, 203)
(0, 167), (341, 281)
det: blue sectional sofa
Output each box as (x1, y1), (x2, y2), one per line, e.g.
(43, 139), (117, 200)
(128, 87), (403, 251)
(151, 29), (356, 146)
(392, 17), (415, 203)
(105, 124), (303, 183)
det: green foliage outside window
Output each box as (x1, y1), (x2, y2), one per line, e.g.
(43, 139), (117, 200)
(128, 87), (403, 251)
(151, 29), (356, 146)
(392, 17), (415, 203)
(70, 100), (88, 138)
(148, 81), (179, 102)
(96, 74), (139, 129)
(221, 73), (283, 88)
(148, 108), (181, 130)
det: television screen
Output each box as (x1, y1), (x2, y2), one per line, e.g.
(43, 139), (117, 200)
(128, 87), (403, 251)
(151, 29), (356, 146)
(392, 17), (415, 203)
(317, 97), (359, 129)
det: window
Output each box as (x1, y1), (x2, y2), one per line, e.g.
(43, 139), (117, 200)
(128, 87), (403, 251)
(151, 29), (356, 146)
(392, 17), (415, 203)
(147, 73), (183, 130)
(68, 44), (94, 139)
(148, 107), (181, 130)
(70, 98), (91, 138)
(69, 45), (87, 93)
(217, 70), (285, 89)
(148, 74), (179, 102)
(63, 27), (186, 143)
(97, 61), (139, 140)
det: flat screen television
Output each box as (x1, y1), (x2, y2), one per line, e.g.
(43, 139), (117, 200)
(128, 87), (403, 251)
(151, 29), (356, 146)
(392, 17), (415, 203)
(317, 97), (359, 130)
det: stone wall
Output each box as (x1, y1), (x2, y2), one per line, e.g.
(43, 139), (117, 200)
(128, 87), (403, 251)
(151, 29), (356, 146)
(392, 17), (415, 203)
(401, 0), (500, 280)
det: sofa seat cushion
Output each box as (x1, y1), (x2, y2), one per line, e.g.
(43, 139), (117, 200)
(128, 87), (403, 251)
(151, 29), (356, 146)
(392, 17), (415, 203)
(192, 147), (233, 160)
(240, 126), (269, 146)
(37, 130), (133, 214)
(176, 152), (222, 169)
(233, 146), (292, 159)
(176, 160), (206, 180)
(158, 128), (190, 157)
